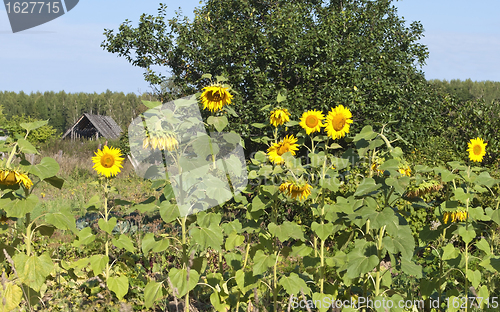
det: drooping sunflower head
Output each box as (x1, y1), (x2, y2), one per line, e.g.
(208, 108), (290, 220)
(398, 165), (412, 177)
(325, 105), (353, 140)
(279, 181), (312, 201)
(299, 110), (325, 135)
(267, 135), (299, 165)
(143, 133), (179, 151)
(443, 210), (468, 224)
(92, 146), (124, 178)
(269, 108), (291, 127)
(0, 168), (33, 189)
(200, 84), (233, 112)
(467, 137), (487, 162)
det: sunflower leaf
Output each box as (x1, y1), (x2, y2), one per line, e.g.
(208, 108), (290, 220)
(208, 116), (228, 132)
(20, 120), (48, 132)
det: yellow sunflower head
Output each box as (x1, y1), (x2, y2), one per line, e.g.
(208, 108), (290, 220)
(279, 181), (312, 201)
(269, 108), (291, 127)
(200, 84), (233, 112)
(325, 105), (353, 140)
(92, 146), (124, 178)
(467, 137), (487, 162)
(299, 110), (325, 135)
(267, 135), (299, 165)
(0, 168), (33, 189)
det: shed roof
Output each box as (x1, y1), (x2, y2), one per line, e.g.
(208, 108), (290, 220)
(62, 113), (122, 140)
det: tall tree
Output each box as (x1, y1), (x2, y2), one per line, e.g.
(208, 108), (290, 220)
(102, 0), (441, 147)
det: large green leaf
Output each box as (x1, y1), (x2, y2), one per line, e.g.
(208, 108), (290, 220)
(29, 157), (60, 180)
(252, 250), (276, 275)
(190, 225), (223, 252)
(381, 222), (414, 260)
(159, 201), (180, 223)
(43, 176), (64, 189)
(112, 234), (136, 253)
(168, 268), (199, 298)
(13, 253), (54, 292)
(1, 195), (39, 218)
(89, 255), (109, 276)
(98, 217), (117, 235)
(142, 233), (169, 253)
(107, 276), (129, 299)
(279, 273), (310, 296)
(73, 227), (96, 247)
(235, 270), (258, 294)
(17, 138), (38, 154)
(225, 232), (245, 250)
(353, 125), (377, 141)
(353, 178), (381, 197)
(0, 280), (23, 312)
(442, 244), (459, 261)
(346, 240), (379, 279)
(268, 221), (304, 241)
(20, 120), (48, 132)
(207, 115), (228, 132)
(196, 211), (222, 228)
(312, 293), (332, 312)
(458, 226), (476, 244)
(46, 209), (77, 233)
(385, 176), (410, 196)
(144, 281), (165, 309)
(311, 222), (334, 241)
(401, 259), (422, 278)
(466, 269), (481, 289)
(205, 176), (232, 202)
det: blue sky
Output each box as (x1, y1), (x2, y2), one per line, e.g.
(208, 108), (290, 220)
(1, 0), (499, 94)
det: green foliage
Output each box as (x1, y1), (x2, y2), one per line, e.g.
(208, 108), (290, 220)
(101, 0), (442, 149)
(430, 78), (500, 104)
(2, 115), (57, 146)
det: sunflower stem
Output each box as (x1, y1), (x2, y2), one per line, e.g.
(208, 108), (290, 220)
(5, 142), (18, 168)
(104, 179), (110, 281)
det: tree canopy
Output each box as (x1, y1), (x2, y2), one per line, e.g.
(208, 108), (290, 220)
(102, 0), (443, 147)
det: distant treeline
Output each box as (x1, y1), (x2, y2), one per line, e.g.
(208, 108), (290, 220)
(1, 79), (500, 137)
(0, 90), (159, 135)
(429, 79), (500, 104)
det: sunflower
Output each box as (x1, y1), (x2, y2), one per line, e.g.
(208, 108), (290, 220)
(398, 165), (412, 177)
(267, 135), (299, 165)
(279, 181), (312, 201)
(299, 110), (325, 135)
(467, 137), (487, 162)
(92, 146), (124, 178)
(443, 211), (468, 224)
(269, 108), (291, 127)
(325, 105), (353, 139)
(200, 84), (233, 112)
(143, 133), (179, 151)
(0, 168), (33, 188)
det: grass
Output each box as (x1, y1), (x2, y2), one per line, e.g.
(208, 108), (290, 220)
(34, 138), (160, 214)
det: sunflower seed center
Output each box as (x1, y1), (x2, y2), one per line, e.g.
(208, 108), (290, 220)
(473, 145), (482, 155)
(332, 115), (346, 131)
(101, 155), (115, 168)
(306, 115), (318, 128)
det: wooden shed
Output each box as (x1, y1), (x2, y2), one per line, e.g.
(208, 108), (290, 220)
(62, 113), (122, 140)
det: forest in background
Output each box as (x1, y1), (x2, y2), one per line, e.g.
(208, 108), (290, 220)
(0, 90), (160, 135)
(429, 78), (500, 104)
(1, 78), (500, 140)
